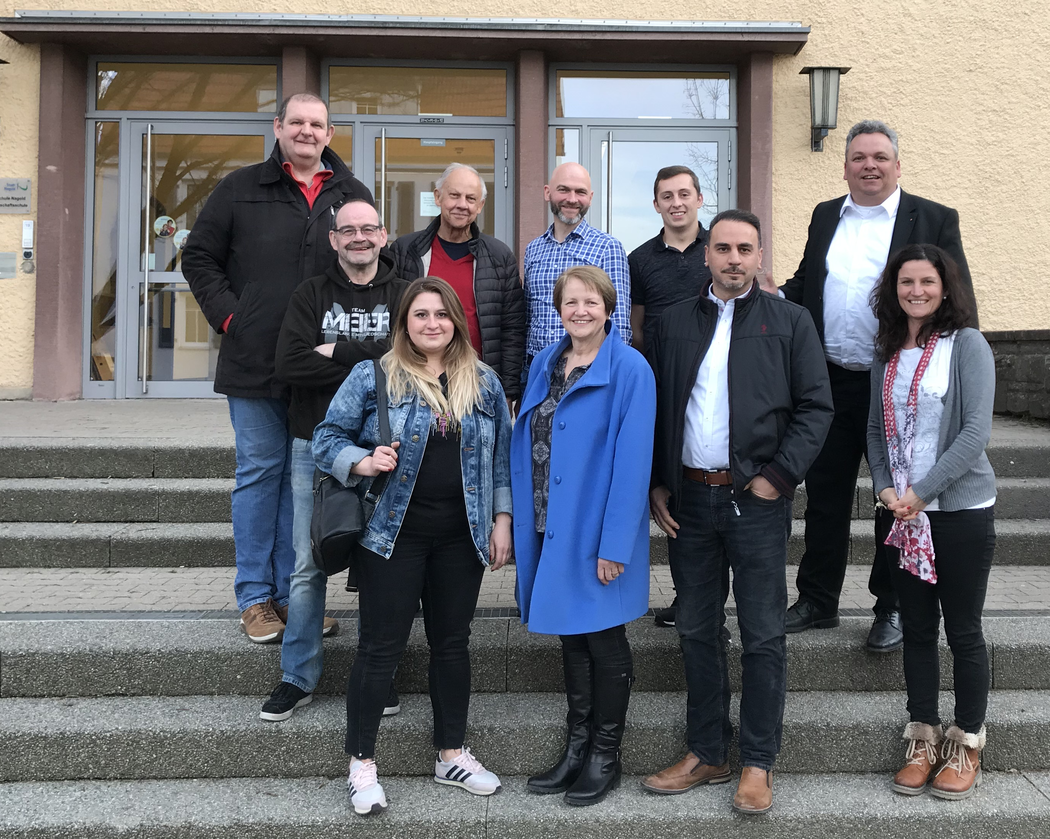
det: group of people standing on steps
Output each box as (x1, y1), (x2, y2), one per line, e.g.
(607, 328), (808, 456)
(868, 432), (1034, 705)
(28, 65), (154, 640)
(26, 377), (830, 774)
(183, 93), (997, 817)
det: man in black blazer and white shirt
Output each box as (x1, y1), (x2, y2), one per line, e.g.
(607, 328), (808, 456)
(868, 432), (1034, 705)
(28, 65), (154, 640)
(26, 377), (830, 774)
(780, 119), (974, 652)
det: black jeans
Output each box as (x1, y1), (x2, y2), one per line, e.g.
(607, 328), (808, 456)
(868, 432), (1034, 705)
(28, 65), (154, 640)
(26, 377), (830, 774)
(887, 507), (996, 734)
(344, 510), (484, 759)
(668, 480), (792, 771)
(560, 625), (632, 678)
(796, 362), (897, 615)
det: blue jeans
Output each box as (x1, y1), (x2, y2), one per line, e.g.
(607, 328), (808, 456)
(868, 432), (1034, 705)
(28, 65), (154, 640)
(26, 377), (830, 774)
(668, 479), (791, 771)
(279, 437), (329, 692)
(228, 396), (295, 612)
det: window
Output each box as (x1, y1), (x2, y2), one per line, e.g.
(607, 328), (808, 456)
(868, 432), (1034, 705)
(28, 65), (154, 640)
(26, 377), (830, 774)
(95, 62), (277, 112)
(329, 66), (507, 117)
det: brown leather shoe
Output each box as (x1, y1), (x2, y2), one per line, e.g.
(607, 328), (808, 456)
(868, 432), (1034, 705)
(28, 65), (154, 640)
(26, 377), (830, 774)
(641, 754), (731, 794)
(240, 599), (285, 644)
(892, 722), (942, 795)
(274, 602), (339, 637)
(732, 767), (772, 814)
(930, 725), (984, 800)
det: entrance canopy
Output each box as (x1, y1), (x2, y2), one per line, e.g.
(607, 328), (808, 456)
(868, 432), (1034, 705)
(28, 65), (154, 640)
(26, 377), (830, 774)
(0, 13), (809, 61)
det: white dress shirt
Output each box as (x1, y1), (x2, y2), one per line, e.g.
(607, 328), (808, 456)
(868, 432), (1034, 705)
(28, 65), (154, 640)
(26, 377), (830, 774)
(682, 285), (752, 469)
(823, 187), (901, 371)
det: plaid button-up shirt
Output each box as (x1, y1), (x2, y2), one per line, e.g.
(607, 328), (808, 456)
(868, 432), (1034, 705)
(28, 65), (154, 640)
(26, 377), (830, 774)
(523, 219), (632, 357)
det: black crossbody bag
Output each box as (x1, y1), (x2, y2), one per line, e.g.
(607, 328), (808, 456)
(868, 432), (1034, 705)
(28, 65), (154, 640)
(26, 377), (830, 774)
(310, 358), (392, 577)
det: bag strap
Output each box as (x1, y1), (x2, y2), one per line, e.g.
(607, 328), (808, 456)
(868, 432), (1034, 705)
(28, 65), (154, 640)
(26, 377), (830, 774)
(364, 358), (392, 506)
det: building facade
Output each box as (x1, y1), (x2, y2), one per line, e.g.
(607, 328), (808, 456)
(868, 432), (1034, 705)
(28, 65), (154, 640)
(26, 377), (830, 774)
(0, 6), (1046, 400)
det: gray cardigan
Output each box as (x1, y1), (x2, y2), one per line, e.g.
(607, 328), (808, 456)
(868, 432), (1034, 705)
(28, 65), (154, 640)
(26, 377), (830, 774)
(867, 327), (996, 511)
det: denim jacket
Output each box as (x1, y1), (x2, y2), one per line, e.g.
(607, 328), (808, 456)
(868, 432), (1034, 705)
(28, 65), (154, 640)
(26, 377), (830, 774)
(312, 359), (513, 564)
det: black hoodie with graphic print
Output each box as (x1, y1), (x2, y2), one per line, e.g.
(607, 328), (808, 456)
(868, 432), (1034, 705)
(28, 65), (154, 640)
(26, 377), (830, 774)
(275, 251), (409, 440)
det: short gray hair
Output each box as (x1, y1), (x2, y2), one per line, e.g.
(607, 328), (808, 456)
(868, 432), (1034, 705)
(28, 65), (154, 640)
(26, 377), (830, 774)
(844, 120), (899, 160)
(435, 162), (488, 201)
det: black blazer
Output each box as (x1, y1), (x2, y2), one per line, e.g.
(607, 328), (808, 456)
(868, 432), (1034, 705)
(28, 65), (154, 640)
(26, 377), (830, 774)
(780, 189), (974, 342)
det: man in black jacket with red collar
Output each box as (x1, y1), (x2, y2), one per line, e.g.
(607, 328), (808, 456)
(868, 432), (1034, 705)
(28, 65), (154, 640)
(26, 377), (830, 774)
(183, 93), (372, 644)
(779, 119), (974, 652)
(389, 163), (524, 403)
(644, 210), (832, 814)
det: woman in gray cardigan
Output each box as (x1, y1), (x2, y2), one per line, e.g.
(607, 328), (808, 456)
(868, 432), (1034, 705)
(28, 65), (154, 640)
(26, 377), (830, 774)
(867, 244), (995, 802)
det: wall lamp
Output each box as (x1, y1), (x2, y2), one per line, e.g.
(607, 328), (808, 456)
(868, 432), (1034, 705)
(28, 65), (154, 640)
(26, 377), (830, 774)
(800, 66), (850, 152)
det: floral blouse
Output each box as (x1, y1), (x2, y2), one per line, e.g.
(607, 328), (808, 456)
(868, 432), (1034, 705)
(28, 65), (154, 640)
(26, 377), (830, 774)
(530, 355), (591, 532)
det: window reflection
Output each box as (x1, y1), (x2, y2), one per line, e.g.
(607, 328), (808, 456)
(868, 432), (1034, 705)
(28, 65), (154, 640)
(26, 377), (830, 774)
(606, 140), (719, 254)
(375, 138), (496, 240)
(556, 71), (730, 120)
(328, 125), (354, 171)
(556, 128), (580, 167)
(330, 67), (507, 117)
(90, 122), (119, 381)
(96, 63), (277, 112)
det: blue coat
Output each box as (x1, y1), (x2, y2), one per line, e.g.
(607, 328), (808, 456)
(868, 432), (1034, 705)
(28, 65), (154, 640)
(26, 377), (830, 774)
(511, 322), (656, 635)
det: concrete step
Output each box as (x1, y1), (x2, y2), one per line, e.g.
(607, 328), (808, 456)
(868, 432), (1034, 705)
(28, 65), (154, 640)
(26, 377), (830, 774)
(3, 616), (1048, 698)
(0, 439), (233, 479)
(1, 416), (1046, 480)
(2, 689), (1048, 781)
(2, 773), (1048, 839)
(650, 517), (1050, 566)
(0, 478), (231, 523)
(0, 522), (233, 567)
(788, 477), (1050, 521)
(0, 475), (1045, 528)
(2, 517), (1048, 568)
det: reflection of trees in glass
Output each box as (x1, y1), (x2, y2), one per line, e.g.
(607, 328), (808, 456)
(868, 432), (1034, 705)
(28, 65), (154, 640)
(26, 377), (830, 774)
(685, 143), (720, 220)
(91, 123), (119, 380)
(96, 65), (276, 112)
(683, 79), (729, 120)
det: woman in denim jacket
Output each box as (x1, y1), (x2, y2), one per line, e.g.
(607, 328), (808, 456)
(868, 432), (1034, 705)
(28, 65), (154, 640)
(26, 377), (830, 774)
(313, 277), (513, 816)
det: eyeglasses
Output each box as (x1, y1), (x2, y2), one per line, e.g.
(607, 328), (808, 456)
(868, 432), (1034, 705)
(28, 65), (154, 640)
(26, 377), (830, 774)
(333, 225), (382, 238)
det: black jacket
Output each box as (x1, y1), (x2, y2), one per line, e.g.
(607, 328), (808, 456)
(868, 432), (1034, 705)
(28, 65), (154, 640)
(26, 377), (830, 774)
(182, 141), (373, 398)
(275, 253), (409, 441)
(389, 218), (525, 399)
(648, 282), (834, 508)
(780, 189), (975, 341)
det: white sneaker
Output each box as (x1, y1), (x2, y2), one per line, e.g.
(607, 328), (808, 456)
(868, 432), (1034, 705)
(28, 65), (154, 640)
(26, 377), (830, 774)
(347, 759), (387, 816)
(434, 747), (502, 796)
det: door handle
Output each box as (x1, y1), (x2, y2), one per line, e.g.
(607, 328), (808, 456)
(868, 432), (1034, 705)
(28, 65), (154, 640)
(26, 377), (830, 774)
(141, 123), (154, 394)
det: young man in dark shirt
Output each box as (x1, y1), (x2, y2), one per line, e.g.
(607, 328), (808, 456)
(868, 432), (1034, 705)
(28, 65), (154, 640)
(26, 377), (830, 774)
(628, 165), (711, 628)
(628, 165), (712, 355)
(260, 199), (408, 722)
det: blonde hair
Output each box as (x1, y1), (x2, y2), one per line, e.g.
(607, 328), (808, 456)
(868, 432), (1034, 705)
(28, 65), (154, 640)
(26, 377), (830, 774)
(384, 276), (485, 420)
(552, 265), (617, 316)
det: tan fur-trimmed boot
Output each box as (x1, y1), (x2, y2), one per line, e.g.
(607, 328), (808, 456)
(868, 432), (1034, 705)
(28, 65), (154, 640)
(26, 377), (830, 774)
(892, 722), (943, 795)
(929, 724), (984, 800)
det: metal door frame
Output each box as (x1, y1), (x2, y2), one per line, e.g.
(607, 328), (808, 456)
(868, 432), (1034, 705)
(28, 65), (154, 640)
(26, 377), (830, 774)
(117, 119), (271, 398)
(360, 124), (513, 246)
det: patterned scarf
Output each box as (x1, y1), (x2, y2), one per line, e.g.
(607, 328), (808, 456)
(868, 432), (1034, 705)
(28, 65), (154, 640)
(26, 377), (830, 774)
(881, 333), (939, 584)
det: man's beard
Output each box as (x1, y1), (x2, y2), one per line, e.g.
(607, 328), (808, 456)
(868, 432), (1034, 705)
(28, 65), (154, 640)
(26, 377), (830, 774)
(550, 200), (588, 226)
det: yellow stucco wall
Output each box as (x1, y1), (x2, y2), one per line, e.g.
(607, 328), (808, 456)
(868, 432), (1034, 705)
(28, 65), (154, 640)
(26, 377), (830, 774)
(0, 2), (1047, 393)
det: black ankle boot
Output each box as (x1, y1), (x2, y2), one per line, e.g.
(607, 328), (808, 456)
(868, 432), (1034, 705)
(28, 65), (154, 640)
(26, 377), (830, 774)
(564, 662), (632, 806)
(528, 642), (593, 794)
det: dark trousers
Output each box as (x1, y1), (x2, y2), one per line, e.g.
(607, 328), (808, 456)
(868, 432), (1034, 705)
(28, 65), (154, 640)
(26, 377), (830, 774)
(668, 480), (791, 771)
(344, 512), (484, 759)
(560, 625), (632, 680)
(886, 507), (996, 734)
(796, 362), (897, 615)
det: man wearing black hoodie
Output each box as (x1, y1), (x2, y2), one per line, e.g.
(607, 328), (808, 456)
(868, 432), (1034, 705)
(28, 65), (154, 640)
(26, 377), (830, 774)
(261, 199), (408, 722)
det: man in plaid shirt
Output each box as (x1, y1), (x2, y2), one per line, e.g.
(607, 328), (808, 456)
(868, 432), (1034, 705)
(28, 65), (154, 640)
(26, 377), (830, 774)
(522, 163), (632, 380)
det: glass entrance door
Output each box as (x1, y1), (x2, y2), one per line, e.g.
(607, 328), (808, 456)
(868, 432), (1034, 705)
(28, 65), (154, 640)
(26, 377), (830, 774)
(364, 127), (511, 244)
(587, 129), (732, 255)
(123, 122), (270, 397)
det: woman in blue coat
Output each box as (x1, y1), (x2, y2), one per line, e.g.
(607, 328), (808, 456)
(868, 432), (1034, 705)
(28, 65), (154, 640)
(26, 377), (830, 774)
(512, 265), (656, 806)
